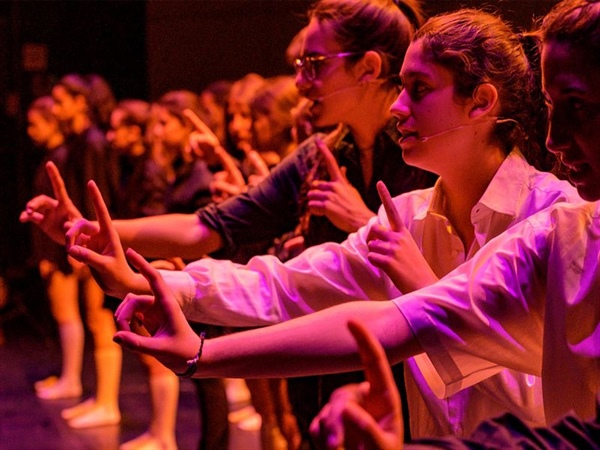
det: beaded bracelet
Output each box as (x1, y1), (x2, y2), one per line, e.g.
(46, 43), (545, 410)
(175, 332), (206, 379)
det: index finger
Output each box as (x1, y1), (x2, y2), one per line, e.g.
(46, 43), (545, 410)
(347, 319), (396, 399)
(246, 150), (270, 178)
(87, 180), (115, 233)
(183, 108), (216, 137)
(316, 139), (344, 181)
(376, 181), (404, 232)
(46, 161), (70, 203)
(214, 147), (246, 187)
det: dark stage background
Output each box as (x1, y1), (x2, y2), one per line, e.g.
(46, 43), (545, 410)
(0, 0), (560, 303)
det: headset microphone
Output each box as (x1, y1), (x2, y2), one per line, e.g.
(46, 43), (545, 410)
(314, 84), (364, 103)
(314, 79), (390, 103)
(415, 117), (518, 143)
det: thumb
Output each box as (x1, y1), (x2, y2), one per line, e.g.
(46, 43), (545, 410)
(340, 166), (349, 183)
(113, 330), (162, 357)
(246, 150), (270, 178)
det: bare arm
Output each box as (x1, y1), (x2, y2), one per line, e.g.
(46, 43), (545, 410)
(114, 214), (223, 259)
(113, 249), (422, 379)
(200, 300), (421, 379)
(20, 161), (224, 260)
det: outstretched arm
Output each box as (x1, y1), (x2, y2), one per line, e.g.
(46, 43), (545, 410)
(113, 250), (422, 379)
(19, 158), (222, 260)
(113, 213), (223, 260)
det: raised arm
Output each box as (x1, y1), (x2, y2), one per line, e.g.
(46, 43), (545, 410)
(307, 137), (376, 233)
(113, 249), (422, 379)
(19, 161), (83, 244)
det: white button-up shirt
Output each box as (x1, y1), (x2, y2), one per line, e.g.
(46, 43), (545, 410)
(160, 149), (582, 436)
(395, 201), (600, 425)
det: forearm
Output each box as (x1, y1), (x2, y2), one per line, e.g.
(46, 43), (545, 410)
(170, 238), (397, 327)
(197, 301), (421, 379)
(114, 214), (223, 259)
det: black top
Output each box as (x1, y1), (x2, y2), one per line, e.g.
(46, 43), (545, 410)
(199, 119), (437, 259)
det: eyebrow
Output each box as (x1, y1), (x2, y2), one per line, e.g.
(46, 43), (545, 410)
(399, 70), (432, 84)
(561, 86), (590, 96)
(553, 74), (591, 95)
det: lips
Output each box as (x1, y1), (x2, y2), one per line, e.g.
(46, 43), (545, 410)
(566, 163), (591, 184)
(397, 127), (418, 144)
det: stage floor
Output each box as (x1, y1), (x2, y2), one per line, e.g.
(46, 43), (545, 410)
(0, 301), (262, 450)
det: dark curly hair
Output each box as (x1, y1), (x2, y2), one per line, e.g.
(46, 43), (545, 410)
(415, 9), (553, 171)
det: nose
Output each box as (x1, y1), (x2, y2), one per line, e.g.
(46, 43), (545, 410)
(295, 70), (312, 94)
(389, 89), (410, 124)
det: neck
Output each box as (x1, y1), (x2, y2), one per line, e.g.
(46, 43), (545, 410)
(345, 84), (396, 154)
(439, 145), (506, 251)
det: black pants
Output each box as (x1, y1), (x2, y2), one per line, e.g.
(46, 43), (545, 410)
(193, 377), (229, 450)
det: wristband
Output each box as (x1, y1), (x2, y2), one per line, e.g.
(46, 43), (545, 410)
(175, 332), (206, 379)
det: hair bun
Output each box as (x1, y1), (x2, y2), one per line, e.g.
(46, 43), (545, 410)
(392, 0), (425, 30)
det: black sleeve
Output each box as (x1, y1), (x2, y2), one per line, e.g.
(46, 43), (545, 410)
(198, 140), (317, 259)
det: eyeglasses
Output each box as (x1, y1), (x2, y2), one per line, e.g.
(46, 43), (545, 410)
(293, 52), (364, 82)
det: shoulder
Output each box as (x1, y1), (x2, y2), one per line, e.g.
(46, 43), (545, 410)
(513, 201), (600, 253)
(525, 168), (582, 204)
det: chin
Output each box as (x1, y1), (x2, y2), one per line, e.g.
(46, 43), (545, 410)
(401, 146), (425, 168)
(312, 113), (335, 130)
(575, 183), (600, 202)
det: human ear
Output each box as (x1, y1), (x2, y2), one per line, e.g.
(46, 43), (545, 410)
(469, 83), (499, 119)
(358, 50), (383, 83)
